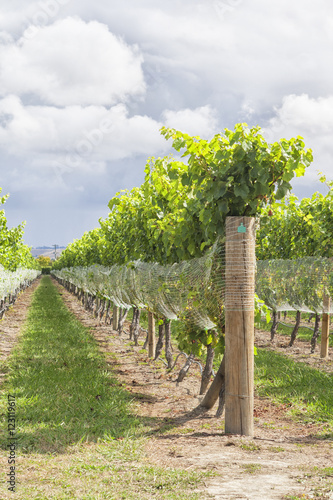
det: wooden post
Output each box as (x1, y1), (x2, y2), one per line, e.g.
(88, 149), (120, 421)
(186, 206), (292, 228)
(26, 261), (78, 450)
(225, 216), (256, 436)
(148, 311), (156, 358)
(113, 305), (119, 331)
(320, 295), (330, 359)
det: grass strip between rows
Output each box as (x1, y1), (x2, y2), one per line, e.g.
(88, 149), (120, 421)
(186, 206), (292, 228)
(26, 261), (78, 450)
(1, 275), (141, 453)
(0, 276), (212, 499)
(255, 349), (333, 435)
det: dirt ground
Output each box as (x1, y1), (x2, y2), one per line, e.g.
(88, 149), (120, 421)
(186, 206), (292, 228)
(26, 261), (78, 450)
(0, 279), (40, 384)
(1, 277), (333, 500)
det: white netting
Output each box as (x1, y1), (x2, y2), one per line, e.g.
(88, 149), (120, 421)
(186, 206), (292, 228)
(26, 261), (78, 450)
(256, 257), (333, 314)
(53, 247), (333, 332)
(0, 266), (41, 301)
(53, 240), (226, 331)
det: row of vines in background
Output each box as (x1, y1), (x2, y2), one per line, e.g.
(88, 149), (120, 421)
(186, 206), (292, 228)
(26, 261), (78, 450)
(53, 252), (333, 375)
(257, 176), (333, 352)
(0, 187), (41, 313)
(256, 256), (333, 352)
(51, 123), (313, 409)
(53, 272), (219, 397)
(0, 266), (41, 318)
(257, 175), (333, 261)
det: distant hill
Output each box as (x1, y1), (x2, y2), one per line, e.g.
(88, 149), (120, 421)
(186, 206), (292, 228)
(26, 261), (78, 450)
(30, 247), (66, 259)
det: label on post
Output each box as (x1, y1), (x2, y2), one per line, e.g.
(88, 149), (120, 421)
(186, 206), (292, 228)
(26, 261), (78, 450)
(237, 223), (246, 233)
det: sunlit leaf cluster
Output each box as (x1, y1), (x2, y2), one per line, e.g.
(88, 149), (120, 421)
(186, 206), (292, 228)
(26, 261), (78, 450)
(0, 188), (37, 271)
(53, 124), (312, 356)
(55, 124), (312, 269)
(257, 177), (333, 260)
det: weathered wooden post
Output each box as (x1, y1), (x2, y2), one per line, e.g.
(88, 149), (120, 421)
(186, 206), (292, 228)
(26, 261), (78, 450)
(320, 294), (330, 359)
(148, 311), (156, 358)
(225, 216), (256, 436)
(113, 305), (119, 331)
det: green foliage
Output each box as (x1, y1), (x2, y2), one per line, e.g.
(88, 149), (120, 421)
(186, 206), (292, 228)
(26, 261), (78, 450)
(93, 123), (312, 267)
(0, 188), (37, 270)
(159, 123), (312, 257)
(258, 178), (333, 260)
(174, 323), (222, 358)
(35, 255), (52, 269)
(53, 228), (103, 270)
(53, 124), (312, 358)
(254, 294), (271, 325)
(99, 187), (153, 265)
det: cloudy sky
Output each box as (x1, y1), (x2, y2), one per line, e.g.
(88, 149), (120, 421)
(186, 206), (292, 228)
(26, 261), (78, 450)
(0, 0), (332, 247)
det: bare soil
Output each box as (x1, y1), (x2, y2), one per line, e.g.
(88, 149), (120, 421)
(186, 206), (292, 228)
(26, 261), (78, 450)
(1, 278), (333, 499)
(0, 278), (41, 381)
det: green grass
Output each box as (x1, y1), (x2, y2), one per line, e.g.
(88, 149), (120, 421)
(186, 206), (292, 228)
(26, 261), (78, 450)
(241, 463), (262, 474)
(0, 276), (141, 453)
(312, 466), (333, 478)
(255, 348), (333, 431)
(0, 276), (213, 499)
(239, 441), (260, 452)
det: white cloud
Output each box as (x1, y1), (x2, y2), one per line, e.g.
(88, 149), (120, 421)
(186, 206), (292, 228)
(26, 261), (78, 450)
(0, 98), (221, 168)
(116, 0), (333, 114)
(161, 105), (219, 138)
(1, 0), (333, 245)
(0, 17), (145, 106)
(264, 94), (333, 182)
(0, 96), (167, 170)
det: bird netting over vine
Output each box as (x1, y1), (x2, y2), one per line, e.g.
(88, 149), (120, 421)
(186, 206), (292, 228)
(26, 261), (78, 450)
(256, 257), (333, 314)
(53, 250), (333, 333)
(53, 240), (226, 331)
(0, 265), (41, 301)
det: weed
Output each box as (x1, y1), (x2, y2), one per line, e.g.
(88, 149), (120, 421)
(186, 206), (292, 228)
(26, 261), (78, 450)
(262, 421), (276, 429)
(283, 495), (311, 500)
(239, 441), (260, 452)
(241, 463), (262, 474)
(313, 466), (333, 478)
(269, 446), (285, 453)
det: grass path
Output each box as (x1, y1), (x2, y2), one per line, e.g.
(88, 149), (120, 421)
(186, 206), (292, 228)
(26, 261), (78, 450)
(0, 276), (211, 499)
(255, 349), (333, 434)
(1, 275), (140, 453)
